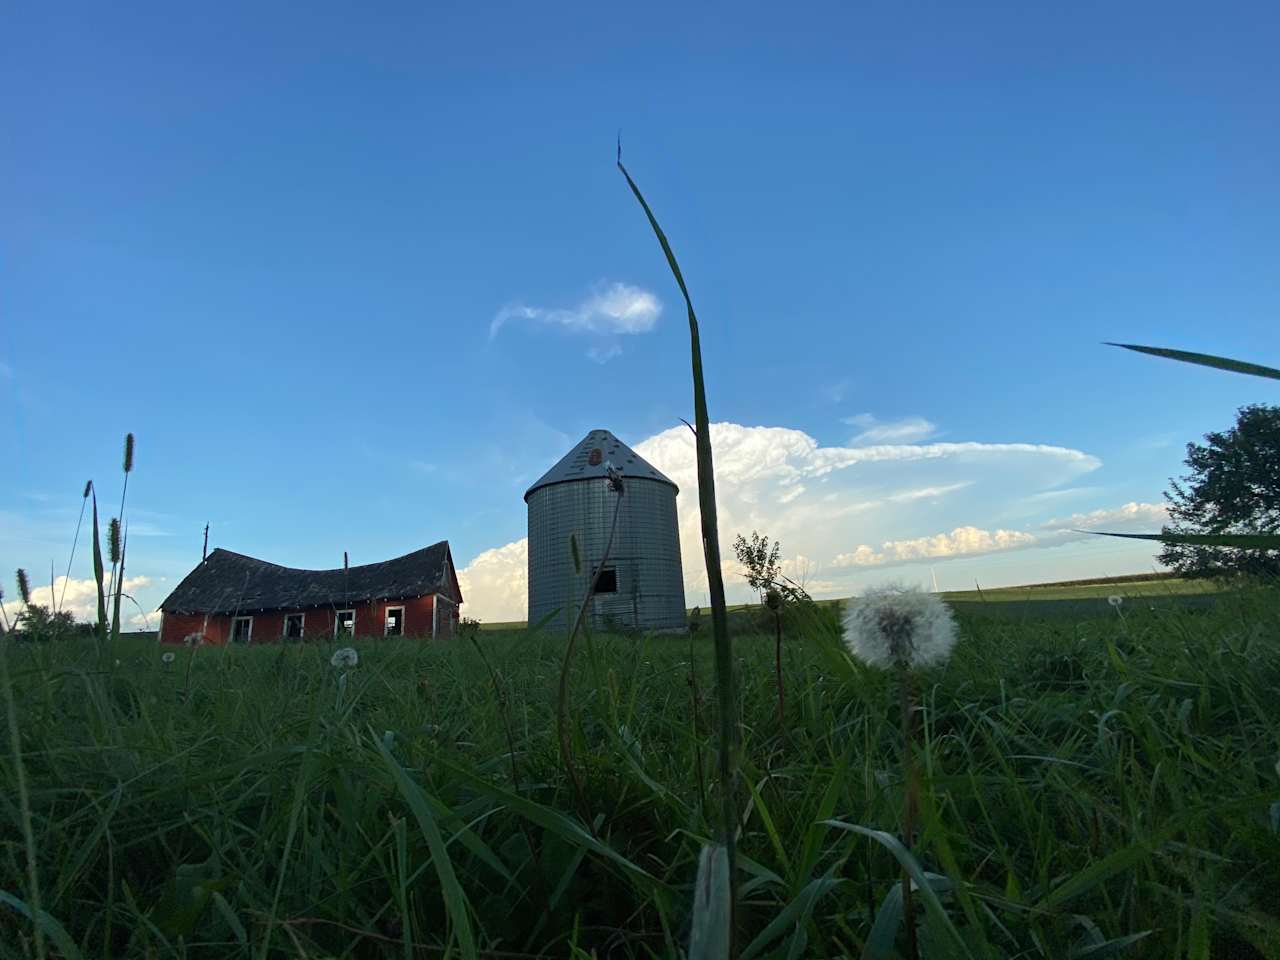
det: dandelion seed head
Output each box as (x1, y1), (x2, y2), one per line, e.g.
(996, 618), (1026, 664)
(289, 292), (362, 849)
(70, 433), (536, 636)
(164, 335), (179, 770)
(842, 583), (958, 669)
(161, 652), (176, 664)
(183, 632), (204, 646)
(331, 647), (359, 669)
(1108, 595), (1124, 608)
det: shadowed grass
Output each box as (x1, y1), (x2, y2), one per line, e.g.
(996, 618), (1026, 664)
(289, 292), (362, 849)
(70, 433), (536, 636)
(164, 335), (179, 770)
(0, 588), (1277, 957)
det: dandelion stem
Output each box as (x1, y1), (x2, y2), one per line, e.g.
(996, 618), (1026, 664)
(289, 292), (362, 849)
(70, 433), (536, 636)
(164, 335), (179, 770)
(900, 666), (920, 960)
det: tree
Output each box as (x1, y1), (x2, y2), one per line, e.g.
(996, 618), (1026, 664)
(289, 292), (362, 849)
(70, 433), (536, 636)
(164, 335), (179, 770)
(9, 604), (91, 642)
(732, 530), (813, 604)
(1160, 404), (1280, 578)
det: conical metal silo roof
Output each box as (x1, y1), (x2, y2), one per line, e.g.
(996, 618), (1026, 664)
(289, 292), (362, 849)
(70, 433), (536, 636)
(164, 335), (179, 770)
(524, 429), (678, 502)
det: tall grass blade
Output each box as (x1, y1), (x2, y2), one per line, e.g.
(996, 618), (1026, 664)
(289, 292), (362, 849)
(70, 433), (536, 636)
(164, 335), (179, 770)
(1084, 530), (1280, 549)
(90, 488), (107, 645)
(688, 844), (731, 960)
(618, 152), (738, 905)
(1, 643), (48, 960)
(1106, 343), (1280, 380)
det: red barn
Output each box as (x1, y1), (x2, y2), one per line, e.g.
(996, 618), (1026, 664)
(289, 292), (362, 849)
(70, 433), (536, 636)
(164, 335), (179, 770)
(157, 541), (462, 644)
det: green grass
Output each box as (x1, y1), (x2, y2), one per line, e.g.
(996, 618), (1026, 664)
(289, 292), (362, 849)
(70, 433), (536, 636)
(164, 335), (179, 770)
(2, 588), (1278, 958)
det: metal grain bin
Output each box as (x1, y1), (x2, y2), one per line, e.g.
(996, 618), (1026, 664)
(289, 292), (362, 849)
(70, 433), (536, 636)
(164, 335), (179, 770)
(526, 429), (686, 633)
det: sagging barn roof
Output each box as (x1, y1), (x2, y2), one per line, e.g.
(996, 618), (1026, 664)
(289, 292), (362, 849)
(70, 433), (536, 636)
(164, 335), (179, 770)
(524, 428), (677, 502)
(159, 541), (460, 615)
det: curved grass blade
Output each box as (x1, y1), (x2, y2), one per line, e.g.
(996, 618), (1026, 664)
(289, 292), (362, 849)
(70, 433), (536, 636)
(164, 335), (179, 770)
(739, 868), (842, 960)
(688, 844), (731, 960)
(822, 820), (975, 960)
(618, 151), (738, 920)
(1083, 530), (1280, 549)
(1105, 343), (1280, 381)
(0, 891), (81, 960)
(375, 739), (478, 960)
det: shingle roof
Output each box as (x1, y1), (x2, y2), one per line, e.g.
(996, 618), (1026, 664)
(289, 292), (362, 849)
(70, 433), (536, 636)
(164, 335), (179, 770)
(159, 541), (458, 614)
(524, 429), (677, 502)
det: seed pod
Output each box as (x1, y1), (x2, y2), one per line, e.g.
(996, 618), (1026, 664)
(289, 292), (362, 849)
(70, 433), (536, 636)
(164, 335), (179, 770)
(108, 518), (121, 565)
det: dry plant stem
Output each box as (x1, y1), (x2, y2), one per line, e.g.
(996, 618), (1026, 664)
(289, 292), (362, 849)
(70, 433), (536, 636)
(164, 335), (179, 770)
(60, 484), (91, 615)
(1, 644), (46, 960)
(900, 667), (920, 960)
(688, 631), (709, 820)
(556, 487), (624, 835)
(773, 611), (785, 731)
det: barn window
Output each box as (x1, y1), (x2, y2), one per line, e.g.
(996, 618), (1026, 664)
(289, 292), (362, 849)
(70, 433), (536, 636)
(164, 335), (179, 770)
(283, 613), (304, 639)
(335, 610), (355, 637)
(595, 568), (618, 593)
(231, 616), (253, 644)
(385, 606), (405, 637)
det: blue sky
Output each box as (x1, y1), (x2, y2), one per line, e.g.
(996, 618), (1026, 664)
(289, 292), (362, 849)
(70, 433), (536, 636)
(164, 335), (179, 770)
(2, 1), (1276, 623)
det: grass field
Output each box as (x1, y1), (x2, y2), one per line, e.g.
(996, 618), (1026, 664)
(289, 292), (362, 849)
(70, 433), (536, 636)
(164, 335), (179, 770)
(2, 584), (1278, 958)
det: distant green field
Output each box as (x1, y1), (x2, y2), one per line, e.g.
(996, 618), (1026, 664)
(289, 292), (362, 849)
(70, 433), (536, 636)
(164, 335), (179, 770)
(941, 575), (1219, 602)
(480, 574), (1220, 631)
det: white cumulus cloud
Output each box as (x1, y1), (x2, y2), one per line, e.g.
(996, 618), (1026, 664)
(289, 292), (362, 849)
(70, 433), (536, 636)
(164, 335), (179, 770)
(455, 421), (1158, 620)
(833, 526), (1038, 567)
(457, 538), (529, 623)
(1042, 501), (1169, 532)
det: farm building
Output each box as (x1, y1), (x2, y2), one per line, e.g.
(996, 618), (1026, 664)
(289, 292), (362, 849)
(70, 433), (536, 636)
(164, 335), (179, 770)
(526, 429), (685, 633)
(157, 541), (462, 644)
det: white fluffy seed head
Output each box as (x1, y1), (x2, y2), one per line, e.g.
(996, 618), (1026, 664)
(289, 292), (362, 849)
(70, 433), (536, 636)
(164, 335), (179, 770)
(161, 651), (176, 664)
(331, 647), (359, 669)
(1107, 595), (1124, 608)
(842, 583), (959, 669)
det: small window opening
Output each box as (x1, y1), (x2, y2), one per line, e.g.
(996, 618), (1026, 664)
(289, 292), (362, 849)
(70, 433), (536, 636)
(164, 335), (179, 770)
(385, 606), (405, 637)
(335, 609), (356, 637)
(231, 616), (253, 644)
(596, 568), (618, 593)
(283, 613), (304, 639)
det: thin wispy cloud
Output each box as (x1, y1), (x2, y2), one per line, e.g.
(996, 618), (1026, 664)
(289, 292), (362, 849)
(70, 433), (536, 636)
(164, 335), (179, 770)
(489, 281), (662, 362)
(845, 413), (939, 446)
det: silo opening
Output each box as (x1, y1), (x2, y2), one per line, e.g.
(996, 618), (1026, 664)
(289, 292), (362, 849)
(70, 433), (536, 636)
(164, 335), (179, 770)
(596, 568), (618, 593)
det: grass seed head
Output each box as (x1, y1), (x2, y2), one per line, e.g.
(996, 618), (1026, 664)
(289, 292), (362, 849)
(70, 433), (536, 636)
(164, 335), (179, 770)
(123, 433), (135, 473)
(843, 583), (958, 669)
(108, 518), (121, 565)
(16, 568), (31, 605)
(83, 480), (93, 498)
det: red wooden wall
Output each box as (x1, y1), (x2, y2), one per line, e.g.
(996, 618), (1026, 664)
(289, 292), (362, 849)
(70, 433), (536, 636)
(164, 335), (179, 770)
(159, 593), (451, 645)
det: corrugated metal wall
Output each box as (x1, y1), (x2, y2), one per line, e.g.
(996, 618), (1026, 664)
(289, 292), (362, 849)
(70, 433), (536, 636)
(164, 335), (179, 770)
(527, 476), (685, 633)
